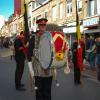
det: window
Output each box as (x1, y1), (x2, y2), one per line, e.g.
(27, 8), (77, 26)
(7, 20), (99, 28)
(33, 17), (35, 25)
(45, 12), (48, 19)
(90, 0), (95, 16)
(36, 15), (41, 21)
(32, 2), (35, 9)
(38, 0), (48, 4)
(36, 2), (40, 7)
(28, 5), (31, 17)
(66, 0), (72, 16)
(52, 6), (57, 21)
(77, 0), (82, 12)
(15, 24), (17, 32)
(29, 21), (31, 28)
(86, 0), (97, 17)
(59, 3), (63, 19)
(97, 0), (100, 14)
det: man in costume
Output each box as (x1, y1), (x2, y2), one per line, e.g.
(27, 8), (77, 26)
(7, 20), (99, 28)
(27, 18), (54, 100)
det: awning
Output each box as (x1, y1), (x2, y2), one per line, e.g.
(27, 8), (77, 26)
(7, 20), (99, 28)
(84, 29), (100, 33)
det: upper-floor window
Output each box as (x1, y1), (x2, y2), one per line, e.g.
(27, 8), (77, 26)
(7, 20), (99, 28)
(86, 0), (97, 17)
(29, 21), (31, 28)
(32, 2), (35, 9)
(77, 0), (82, 12)
(36, 15), (41, 21)
(15, 24), (17, 32)
(59, 3), (63, 19)
(52, 6), (57, 21)
(32, 0), (49, 10)
(28, 5), (31, 17)
(36, 0), (48, 8)
(90, 0), (95, 16)
(20, 22), (22, 29)
(66, 0), (72, 16)
(45, 12), (48, 19)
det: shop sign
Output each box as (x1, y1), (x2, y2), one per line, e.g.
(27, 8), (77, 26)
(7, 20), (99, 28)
(83, 17), (99, 27)
(63, 26), (83, 33)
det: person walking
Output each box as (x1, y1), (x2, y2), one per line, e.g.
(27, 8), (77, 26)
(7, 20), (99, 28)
(87, 35), (96, 70)
(96, 36), (100, 81)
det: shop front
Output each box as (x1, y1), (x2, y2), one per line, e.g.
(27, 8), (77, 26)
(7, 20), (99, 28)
(83, 16), (100, 50)
(83, 16), (100, 38)
(63, 23), (83, 48)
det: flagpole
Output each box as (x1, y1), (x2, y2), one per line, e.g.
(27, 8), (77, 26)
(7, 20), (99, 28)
(75, 0), (83, 85)
(23, 0), (30, 43)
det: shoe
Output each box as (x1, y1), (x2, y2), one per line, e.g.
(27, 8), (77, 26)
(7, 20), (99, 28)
(74, 81), (81, 85)
(19, 84), (25, 87)
(16, 87), (26, 91)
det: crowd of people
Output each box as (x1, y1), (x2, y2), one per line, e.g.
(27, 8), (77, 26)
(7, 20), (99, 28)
(0, 37), (12, 48)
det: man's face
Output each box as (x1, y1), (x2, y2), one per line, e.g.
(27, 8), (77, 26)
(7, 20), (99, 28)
(90, 36), (93, 40)
(20, 33), (24, 38)
(38, 24), (46, 32)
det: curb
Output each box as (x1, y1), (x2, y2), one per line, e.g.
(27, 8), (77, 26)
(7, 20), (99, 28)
(82, 73), (100, 84)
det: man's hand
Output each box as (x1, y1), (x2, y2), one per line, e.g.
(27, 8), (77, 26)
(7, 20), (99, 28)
(25, 42), (29, 48)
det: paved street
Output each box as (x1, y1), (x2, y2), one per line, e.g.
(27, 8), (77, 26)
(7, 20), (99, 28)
(0, 48), (100, 100)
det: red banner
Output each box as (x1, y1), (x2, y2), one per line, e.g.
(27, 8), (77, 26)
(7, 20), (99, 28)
(14, 0), (21, 16)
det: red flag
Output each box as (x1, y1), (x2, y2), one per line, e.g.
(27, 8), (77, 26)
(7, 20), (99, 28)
(76, 0), (83, 71)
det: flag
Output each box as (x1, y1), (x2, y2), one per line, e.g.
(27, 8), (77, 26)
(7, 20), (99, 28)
(21, 0), (25, 15)
(23, 0), (30, 42)
(76, 0), (83, 71)
(14, 0), (22, 16)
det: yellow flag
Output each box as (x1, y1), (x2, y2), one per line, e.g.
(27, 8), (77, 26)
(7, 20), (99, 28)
(21, 0), (25, 14)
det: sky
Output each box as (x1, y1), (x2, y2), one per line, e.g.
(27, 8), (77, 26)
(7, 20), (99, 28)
(0, 0), (14, 29)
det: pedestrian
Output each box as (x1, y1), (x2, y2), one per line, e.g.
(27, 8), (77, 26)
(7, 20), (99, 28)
(87, 35), (96, 70)
(27, 18), (54, 100)
(72, 40), (81, 85)
(96, 36), (100, 81)
(14, 32), (26, 91)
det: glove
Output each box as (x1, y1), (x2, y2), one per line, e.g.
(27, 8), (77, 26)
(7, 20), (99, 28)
(28, 62), (34, 77)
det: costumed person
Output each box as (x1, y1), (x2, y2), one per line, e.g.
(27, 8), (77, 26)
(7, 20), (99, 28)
(72, 40), (82, 85)
(46, 23), (69, 86)
(14, 32), (27, 91)
(27, 18), (54, 100)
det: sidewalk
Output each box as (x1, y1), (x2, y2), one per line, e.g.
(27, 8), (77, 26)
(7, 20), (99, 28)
(69, 60), (98, 80)
(82, 61), (98, 82)
(0, 48), (13, 57)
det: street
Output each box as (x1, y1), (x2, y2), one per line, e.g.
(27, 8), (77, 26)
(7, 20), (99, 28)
(0, 49), (100, 100)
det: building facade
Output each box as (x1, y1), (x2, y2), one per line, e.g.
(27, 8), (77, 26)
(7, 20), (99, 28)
(83, 0), (100, 38)
(0, 0), (100, 47)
